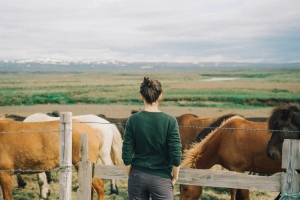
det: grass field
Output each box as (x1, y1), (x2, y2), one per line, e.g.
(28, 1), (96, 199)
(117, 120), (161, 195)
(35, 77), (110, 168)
(0, 68), (299, 199)
(0, 68), (299, 108)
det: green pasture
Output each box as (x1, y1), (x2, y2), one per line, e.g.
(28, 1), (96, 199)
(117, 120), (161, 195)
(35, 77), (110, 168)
(0, 68), (299, 108)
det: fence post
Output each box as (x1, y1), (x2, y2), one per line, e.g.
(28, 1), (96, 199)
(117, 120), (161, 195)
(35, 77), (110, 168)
(59, 112), (73, 200)
(281, 139), (300, 200)
(77, 134), (92, 200)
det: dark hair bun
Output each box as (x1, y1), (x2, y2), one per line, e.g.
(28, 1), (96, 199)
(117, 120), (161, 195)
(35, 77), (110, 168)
(143, 77), (152, 86)
(140, 76), (162, 104)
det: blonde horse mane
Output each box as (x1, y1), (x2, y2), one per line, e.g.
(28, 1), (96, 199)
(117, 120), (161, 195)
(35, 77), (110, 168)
(181, 115), (244, 168)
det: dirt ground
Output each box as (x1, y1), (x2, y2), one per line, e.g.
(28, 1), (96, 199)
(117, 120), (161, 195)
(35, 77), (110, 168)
(0, 104), (273, 119)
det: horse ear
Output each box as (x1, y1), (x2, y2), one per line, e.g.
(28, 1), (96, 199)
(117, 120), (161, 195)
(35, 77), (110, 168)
(282, 106), (294, 123)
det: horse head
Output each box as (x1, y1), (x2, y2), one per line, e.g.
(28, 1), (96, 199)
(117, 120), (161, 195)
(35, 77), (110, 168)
(266, 104), (300, 160)
(179, 184), (202, 200)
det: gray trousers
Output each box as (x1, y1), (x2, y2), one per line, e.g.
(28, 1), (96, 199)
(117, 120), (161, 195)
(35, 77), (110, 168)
(128, 168), (174, 200)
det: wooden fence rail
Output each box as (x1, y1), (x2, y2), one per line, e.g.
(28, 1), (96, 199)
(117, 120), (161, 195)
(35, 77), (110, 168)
(78, 136), (300, 200)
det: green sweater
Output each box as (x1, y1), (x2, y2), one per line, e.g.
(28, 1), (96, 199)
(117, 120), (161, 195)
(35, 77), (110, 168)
(122, 110), (182, 179)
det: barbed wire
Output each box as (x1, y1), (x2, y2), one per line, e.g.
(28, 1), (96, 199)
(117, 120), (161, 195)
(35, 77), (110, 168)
(75, 121), (300, 133)
(0, 129), (61, 134)
(0, 166), (74, 173)
(0, 120), (298, 173)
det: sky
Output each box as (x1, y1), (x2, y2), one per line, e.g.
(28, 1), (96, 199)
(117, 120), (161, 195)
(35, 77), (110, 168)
(1, 0), (300, 63)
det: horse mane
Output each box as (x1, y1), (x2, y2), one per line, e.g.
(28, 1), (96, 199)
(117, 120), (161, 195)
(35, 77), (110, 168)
(178, 113), (199, 118)
(192, 114), (238, 144)
(97, 114), (106, 118)
(246, 117), (268, 122)
(268, 103), (300, 130)
(47, 111), (60, 117)
(4, 114), (26, 121)
(181, 115), (245, 168)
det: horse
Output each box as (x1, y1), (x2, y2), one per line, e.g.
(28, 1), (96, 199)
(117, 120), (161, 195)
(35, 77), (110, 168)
(0, 118), (104, 200)
(4, 114), (52, 188)
(176, 113), (238, 152)
(47, 110), (133, 138)
(266, 103), (300, 160)
(185, 113), (266, 200)
(179, 115), (283, 200)
(23, 113), (123, 196)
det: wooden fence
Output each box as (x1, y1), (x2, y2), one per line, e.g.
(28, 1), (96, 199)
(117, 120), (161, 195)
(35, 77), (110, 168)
(77, 135), (300, 200)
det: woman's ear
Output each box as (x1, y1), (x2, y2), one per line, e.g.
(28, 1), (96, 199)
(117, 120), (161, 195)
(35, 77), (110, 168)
(140, 94), (144, 101)
(158, 93), (163, 100)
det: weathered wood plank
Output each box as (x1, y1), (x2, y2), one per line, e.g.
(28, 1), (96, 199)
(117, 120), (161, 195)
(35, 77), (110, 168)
(77, 134), (92, 200)
(79, 134), (89, 161)
(77, 161), (92, 200)
(282, 140), (300, 170)
(93, 165), (282, 191)
(281, 139), (300, 200)
(59, 112), (73, 200)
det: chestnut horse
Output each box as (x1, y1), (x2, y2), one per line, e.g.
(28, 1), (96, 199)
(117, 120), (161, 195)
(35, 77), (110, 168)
(176, 113), (237, 152)
(266, 104), (300, 160)
(0, 119), (104, 200)
(179, 116), (283, 200)
(4, 114), (52, 188)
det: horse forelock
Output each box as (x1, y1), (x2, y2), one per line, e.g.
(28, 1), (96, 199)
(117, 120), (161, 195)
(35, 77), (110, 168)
(268, 104), (300, 130)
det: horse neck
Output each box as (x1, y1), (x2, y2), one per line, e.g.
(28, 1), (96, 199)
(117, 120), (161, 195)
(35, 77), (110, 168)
(195, 131), (220, 169)
(182, 129), (220, 169)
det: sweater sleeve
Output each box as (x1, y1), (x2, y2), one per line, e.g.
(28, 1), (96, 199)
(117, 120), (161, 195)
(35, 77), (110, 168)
(168, 118), (182, 167)
(122, 117), (135, 166)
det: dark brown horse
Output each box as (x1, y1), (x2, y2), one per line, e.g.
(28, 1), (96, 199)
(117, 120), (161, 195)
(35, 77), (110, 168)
(179, 116), (283, 200)
(266, 104), (300, 160)
(97, 114), (128, 138)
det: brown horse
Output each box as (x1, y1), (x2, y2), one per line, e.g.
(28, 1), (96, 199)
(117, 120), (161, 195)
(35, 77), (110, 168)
(176, 113), (237, 152)
(266, 103), (300, 160)
(0, 119), (104, 200)
(179, 116), (283, 200)
(182, 114), (268, 200)
(4, 114), (53, 187)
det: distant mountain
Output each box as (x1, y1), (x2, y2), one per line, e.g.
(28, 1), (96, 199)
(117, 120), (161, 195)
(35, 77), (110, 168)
(0, 59), (299, 74)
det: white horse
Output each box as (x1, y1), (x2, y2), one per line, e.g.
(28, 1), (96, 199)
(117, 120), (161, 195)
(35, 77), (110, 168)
(23, 113), (123, 199)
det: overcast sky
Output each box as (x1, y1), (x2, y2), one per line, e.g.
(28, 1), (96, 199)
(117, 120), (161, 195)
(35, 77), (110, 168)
(1, 1), (299, 63)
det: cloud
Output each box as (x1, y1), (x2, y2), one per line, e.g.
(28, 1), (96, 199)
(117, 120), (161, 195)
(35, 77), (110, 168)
(0, 0), (299, 63)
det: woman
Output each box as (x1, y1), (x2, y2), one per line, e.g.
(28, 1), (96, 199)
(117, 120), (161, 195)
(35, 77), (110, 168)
(122, 77), (182, 200)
